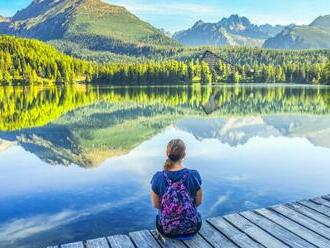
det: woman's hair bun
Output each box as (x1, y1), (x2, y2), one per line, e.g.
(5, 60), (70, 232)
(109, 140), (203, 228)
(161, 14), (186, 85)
(168, 154), (180, 162)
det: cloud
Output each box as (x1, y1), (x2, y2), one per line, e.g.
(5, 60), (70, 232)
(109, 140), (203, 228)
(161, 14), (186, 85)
(0, 211), (80, 242)
(208, 194), (230, 215)
(0, 191), (146, 242)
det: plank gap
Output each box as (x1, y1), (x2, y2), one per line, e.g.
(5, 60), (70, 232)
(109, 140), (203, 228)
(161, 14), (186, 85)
(255, 208), (330, 248)
(270, 206), (330, 241)
(206, 218), (251, 247)
(298, 201), (330, 218)
(287, 203), (330, 228)
(241, 209), (315, 248)
(310, 198), (330, 209)
(238, 212), (296, 247)
(221, 216), (267, 247)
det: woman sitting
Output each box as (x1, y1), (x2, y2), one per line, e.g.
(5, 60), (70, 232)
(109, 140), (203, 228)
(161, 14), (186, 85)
(150, 139), (203, 239)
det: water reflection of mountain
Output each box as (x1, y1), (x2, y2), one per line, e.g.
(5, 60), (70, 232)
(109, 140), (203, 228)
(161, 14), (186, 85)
(1, 111), (330, 168)
(264, 116), (330, 149)
(0, 103), (179, 167)
(175, 117), (281, 146)
(0, 85), (330, 167)
(175, 116), (330, 149)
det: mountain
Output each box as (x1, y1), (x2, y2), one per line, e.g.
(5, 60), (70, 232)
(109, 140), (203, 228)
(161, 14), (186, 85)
(173, 15), (285, 47)
(263, 15), (330, 49)
(0, 0), (178, 61)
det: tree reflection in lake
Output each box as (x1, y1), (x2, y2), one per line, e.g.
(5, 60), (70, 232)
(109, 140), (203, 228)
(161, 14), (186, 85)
(1, 84), (329, 131)
(0, 84), (330, 167)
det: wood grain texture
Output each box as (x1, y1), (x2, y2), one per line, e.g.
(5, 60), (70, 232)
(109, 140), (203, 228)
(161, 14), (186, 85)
(257, 207), (330, 248)
(86, 237), (109, 248)
(272, 204), (330, 239)
(241, 210), (315, 248)
(199, 221), (238, 247)
(312, 197), (330, 208)
(224, 213), (287, 248)
(287, 203), (330, 227)
(208, 217), (264, 248)
(182, 234), (213, 248)
(61, 242), (84, 248)
(129, 230), (161, 248)
(107, 235), (135, 248)
(299, 200), (330, 217)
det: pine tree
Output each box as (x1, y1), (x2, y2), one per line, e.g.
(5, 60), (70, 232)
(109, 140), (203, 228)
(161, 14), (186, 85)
(200, 62), (212, 84)
(187, 61), (194, 82)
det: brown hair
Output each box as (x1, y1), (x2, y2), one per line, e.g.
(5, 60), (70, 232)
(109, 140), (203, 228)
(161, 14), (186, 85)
(164, 139), (186, 171)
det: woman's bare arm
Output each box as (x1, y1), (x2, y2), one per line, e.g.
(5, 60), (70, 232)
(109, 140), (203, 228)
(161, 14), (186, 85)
(196, 188), (203, 207)
(151, 190), (160, 209)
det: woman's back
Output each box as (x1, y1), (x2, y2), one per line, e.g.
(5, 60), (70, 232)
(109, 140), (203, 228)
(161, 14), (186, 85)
(151, 168), (202, 205)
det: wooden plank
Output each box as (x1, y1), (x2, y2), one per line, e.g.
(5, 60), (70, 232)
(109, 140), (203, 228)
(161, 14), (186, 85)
(150, 230), (186, 248)
(272, 204), (330, 239)
(182, 234), (213, 248)
(224, 213), (287, 248)
(322, 195), (330, 201)
(129, 230), (161, 248)
(86, 237), (109, 248)
(257, 208), (330, 248)
(312, 197), (330, 208)
(287, 203), (330, 227)
(299, 200), (330, 217)
(208, 217), (264, 248)
(241, 210), (315, 248)
(107, 235), (135, 248)
(198, 221), (237, 248)
(61, 242), (84, 248)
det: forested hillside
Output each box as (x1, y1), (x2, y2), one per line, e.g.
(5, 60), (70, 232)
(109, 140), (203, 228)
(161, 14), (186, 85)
(0, 35), (94, 83)
(0, 35), (329, 85)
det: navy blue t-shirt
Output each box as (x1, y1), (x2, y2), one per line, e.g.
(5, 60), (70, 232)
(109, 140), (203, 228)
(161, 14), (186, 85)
(151, 168), (202, 204)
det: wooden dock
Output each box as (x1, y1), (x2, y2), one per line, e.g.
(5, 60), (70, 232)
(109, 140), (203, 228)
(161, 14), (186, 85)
(47, 194), (330, 248)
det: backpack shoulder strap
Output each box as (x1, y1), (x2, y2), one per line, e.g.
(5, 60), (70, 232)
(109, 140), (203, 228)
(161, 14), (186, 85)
(179, 173), (190, 184)
(163, 171), (172, 186)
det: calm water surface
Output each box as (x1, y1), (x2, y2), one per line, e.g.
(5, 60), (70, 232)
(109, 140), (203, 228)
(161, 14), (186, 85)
(0, 84), (330, 247)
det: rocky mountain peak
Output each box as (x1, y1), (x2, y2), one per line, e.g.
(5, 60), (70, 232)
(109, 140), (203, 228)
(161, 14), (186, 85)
(218, 14), (251, 29)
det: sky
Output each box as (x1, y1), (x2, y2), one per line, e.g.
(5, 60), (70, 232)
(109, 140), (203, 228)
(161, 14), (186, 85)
(0, 0), (329, 32)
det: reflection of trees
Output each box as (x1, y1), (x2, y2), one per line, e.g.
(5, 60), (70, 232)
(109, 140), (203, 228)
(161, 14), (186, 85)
(205, 86), (330, 115)
(0, 85), (97, 131)
(0, 104), (179, 168)
(0, 85), (329, 131)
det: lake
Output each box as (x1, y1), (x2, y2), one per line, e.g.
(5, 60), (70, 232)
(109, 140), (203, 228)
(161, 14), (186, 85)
(0, 84), (330, 248)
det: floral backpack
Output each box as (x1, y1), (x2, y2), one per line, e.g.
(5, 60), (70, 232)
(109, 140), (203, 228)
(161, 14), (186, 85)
(159, 171), (199, 236)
